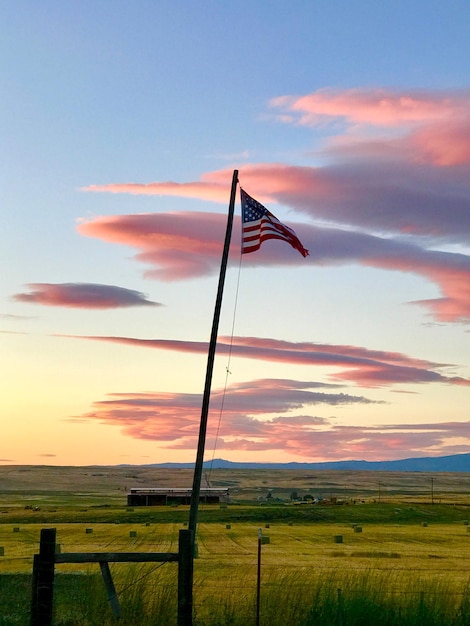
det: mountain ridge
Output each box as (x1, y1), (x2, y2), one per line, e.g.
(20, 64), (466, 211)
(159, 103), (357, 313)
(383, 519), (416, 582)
(133, 452), (470, 472)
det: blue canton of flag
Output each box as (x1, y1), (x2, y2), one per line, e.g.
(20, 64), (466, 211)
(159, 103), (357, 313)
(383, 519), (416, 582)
(241, 189), (309, 258)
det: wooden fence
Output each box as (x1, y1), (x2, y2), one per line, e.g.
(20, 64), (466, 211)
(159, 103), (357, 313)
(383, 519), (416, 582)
(30, 527), (193, 626)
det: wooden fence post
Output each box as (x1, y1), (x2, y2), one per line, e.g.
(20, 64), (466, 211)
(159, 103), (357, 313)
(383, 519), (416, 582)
(99, 561), (121, 619)
(30, 528), (56, 626)
(337, 588), (343, 626)
(256, 529), (262, 626)
(178, 529), (193, 626)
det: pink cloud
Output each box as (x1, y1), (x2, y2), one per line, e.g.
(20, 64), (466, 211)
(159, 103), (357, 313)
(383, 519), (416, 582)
(81, 90), (470, 242)
(78, 211), (470, 321)
(408, 121), (470, 167)
(82, 171), (237, 203)
(74, 381), (470, 461)
(77, 213), (228, 281)
(65, 333), (470, 388)
(80, 159), (470, 244)
(13, 283), (159, 309)
(74, 378), (372, 454)
(79, 88), (470, 323)
(270, 88), (469, 128)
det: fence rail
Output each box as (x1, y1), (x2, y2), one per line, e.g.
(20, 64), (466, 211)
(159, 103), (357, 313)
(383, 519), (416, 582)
(29, 527), (193, 626)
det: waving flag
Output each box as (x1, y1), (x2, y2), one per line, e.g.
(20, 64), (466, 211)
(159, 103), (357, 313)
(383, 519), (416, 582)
(241, 189), (309, 257)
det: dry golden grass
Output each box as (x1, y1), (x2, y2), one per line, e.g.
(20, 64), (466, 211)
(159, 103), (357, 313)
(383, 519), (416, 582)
(1, 465), (469, 506)
(1, 520), (469, 586)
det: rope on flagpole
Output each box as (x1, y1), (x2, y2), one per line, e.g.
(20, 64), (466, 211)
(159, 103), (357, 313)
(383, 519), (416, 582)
(206, 247), (243, 482)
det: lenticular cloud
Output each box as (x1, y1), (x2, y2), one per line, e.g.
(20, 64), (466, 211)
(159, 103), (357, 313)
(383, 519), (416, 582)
(80, 87), (470, 323)
(13, 283), (159, 309)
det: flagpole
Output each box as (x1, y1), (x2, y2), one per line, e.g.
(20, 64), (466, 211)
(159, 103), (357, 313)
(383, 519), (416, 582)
(188, 169), (238, 538)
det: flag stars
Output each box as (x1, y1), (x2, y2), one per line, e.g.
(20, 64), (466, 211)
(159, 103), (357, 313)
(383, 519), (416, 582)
(243, 199), (266, 223)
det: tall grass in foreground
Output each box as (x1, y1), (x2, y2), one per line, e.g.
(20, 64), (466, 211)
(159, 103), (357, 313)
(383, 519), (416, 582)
(195, 570), (470, 626)
(2, 569), (470, 625)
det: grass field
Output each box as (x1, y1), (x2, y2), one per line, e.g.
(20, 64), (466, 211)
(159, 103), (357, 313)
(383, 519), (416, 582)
(1, 467), (470, 624)
(1, 465), (469, 507)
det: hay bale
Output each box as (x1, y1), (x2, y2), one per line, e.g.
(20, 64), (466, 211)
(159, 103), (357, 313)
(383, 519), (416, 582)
(261, 536), (270, 544)
(422, 522), (428, 527)
(0, 546), (4, 556)
(13, 527), (20, 533)
(265, 523), (270, 528)
(334, 535), (343, 544)
(85, 528), (93, 534)
(130, 531), (137, 538)
(354, 526), (362, 533)
(226, 524), (231, 529)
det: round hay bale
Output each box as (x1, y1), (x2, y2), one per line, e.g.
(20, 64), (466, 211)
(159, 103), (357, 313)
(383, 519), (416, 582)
(334, 535), (343, 544)
(354, 526), (363, 533)
(85, 528), (93, 534)
(0, 546), (4, 556)
(422, 522), (428, 527)
(226, 524), (231, 529)
(261, 536), (270, 544)
(265, 523), (270, 528)
(130, 531), (137, 538)
(13, 527), (20, 533)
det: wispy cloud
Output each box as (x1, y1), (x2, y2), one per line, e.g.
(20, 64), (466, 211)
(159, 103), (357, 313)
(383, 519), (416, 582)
(269, 88), (470, 129)
(64, 333), (469, 388)
(77, 213), (229, 281)
(74, 379), (470, 461)
(78, 88), (470, 323)
(0, 313), (35, 320)
(78, 212), (470, 321)
(13, 283), (160, 309)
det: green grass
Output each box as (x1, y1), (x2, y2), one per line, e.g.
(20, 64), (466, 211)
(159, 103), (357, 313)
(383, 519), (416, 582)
(3, 569), (470, 625)
(1, 501), (470, 526)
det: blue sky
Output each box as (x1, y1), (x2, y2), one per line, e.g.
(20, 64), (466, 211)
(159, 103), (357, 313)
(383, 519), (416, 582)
(2, 1), (470, 465)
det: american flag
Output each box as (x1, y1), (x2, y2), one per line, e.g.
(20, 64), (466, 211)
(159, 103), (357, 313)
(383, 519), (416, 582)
(241, 189), (309, 257)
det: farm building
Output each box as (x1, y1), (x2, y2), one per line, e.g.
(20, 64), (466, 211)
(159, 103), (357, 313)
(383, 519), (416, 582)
(127, 487), (229, 506)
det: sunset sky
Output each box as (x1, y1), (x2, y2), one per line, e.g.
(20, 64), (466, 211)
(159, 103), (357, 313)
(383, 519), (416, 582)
(2, 1), (470, 466)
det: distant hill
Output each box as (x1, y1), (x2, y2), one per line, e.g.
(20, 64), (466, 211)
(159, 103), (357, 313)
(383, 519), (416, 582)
(139, 452), (470, 472)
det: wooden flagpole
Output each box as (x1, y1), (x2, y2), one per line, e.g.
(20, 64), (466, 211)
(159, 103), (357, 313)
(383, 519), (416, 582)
(188, 169), (238, 538)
